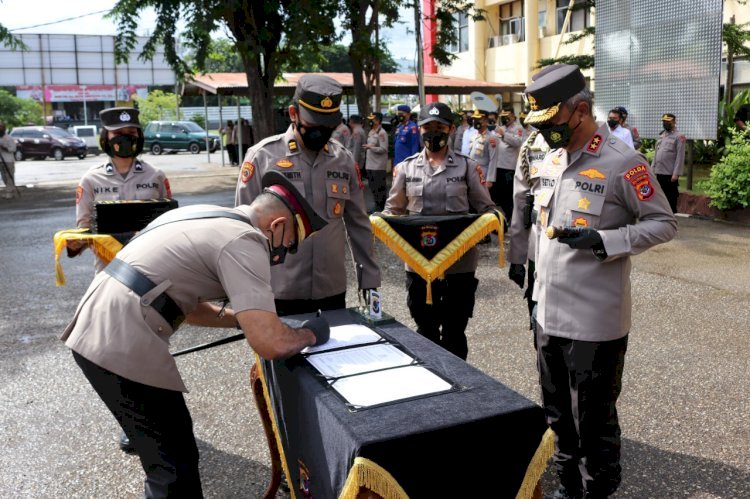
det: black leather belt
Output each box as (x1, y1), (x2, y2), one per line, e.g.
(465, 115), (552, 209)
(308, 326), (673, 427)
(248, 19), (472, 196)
(104, 258), (185, 330)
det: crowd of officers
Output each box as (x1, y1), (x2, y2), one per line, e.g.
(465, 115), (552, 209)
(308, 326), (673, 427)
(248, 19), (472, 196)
(62, 68), (695, 498)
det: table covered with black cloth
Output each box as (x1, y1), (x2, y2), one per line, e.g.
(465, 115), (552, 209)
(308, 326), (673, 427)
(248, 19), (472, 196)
(255, 309), (553, 498)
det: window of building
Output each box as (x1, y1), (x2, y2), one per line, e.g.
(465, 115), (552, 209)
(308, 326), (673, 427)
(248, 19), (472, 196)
(500, 1), (525, 44)
(449, 12), (470, 53)
(556, 0), (591, 34)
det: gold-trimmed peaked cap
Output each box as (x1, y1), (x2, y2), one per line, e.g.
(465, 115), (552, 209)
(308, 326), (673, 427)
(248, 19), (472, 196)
(661, 113), (676, 122)
(293, 74), (343, 127)
(261, 171), (327, 244)
(523, 64), (586, 125)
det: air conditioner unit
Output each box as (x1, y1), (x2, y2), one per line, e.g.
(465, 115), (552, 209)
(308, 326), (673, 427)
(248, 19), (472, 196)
(502, 34), (519, 45)
(488, 36), (501, 48)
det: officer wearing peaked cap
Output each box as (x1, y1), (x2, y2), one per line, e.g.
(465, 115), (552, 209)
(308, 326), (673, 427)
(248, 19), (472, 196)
(383, 102), (496, 360)
(524, 64), (677, 499)
(61, 170), (331, 496)
(70, 107), (172, 273)
(235, 74), (381, 316)
(651, 113), (685, 213)
(466, 109), (499, 186)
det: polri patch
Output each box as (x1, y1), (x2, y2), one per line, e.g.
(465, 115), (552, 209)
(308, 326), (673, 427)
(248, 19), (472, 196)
(240, 162), (256, 183)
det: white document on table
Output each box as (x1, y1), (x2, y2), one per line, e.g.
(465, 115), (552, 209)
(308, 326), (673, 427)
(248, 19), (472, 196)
(332, 365), (453, 407)
(302, 324), (383, 354)
(305, 343), (413, 378)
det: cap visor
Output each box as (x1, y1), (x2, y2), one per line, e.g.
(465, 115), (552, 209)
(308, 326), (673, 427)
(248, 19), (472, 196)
(523, 104), (561, 125)
(103, 123), (141, 130)
(261, 171), (328, 234)
(418, 116), (452, 126)
(298, 105), (342, 128)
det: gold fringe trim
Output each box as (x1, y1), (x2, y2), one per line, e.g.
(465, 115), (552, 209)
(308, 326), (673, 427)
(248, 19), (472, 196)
(339, 457), (409, 499)
(52, 229), (123, 286)
(515, 427), (555, 499)
(371, 212), (504, 304)
(254, 354), (297, 499)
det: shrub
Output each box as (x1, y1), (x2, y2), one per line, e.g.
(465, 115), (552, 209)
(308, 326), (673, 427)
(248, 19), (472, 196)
(190, 114), (206, 129)
(702, 129), (750, 210)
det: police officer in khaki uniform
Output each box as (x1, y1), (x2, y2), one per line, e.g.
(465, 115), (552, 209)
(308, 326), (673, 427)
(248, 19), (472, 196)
(489, 107), (525, 226)
(0, 121), (17, 199)
(347, 114), (367, 168)
(383, 102), (496, 360)
(62, 171), (330, 497)
(651, 113), (685, 213)
(332, 118), (351, 149)
(524, 65), (677, 499)
(71, 107), (172, 272)
(364, 111), (390, 212)
(235, 74), (381, 316)
(466, 109), (497, 184)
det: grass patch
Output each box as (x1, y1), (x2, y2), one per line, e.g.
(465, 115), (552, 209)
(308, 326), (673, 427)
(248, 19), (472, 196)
(680, 163), (712, 196)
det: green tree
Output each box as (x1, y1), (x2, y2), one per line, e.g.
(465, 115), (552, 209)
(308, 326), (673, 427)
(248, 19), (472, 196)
(703, 129), (750, 210)
(133, 89), (181, 126)
(537, 1), (595, 69)
(109, 0), (339, 140)
(0, 89), (43, 127)
(283, 43), (399, 73)
(723, 19), (750, 103)
(184, 38), (244, 74)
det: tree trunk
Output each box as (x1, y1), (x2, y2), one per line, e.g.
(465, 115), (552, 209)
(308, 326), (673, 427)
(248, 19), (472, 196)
(350, 55), (372, 118)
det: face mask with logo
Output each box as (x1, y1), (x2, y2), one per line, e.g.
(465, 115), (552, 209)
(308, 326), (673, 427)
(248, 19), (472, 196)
(296, 122), (334, 152)
(607, 119), (619, 129)
(109, 134), (139, 158)
(662, 122), (673, 132)
(421, 131), (450, 152)
(500, 116), (510, 126)
(368, 120), (375, 128)
(473, 120), (483, 130)
(267, 221), (297, 266)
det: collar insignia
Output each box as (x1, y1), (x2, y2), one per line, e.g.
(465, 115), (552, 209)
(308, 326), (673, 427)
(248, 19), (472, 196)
(288, 140), (298, 152)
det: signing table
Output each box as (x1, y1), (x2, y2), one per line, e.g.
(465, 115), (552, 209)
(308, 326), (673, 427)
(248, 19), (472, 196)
(251, 309), (553, 499)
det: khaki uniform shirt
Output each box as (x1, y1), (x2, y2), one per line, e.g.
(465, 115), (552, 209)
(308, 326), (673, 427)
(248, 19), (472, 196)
(533, 124), (677, 341)
(452, 124), (470, 152)
(468, 130), (498, 181)
(332, 123), (351, 149)
(235, 126), (380, 300)
(366, 126), (389, 171)
(384, 150), (496, 274)
(60, 204), (275, 392)
(509, 131), (548, 265)
(652, 129), (686, 177)
(494, 121), (525, 172)
(76, 159), (172, 271)
(348, 126), (367, 168)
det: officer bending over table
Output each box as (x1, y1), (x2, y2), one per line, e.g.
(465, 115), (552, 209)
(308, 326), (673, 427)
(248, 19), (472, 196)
(524, 64), (677, 499)
(60, 171), (331, 498)
(383, 102), (496, 360)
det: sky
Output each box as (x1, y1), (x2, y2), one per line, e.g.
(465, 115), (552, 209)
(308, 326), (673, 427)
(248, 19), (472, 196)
(2, 1), (418, 65)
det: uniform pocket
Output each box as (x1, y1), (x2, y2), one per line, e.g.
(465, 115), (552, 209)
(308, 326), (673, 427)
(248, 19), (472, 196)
(406, 182), (424, 213)
(326, 178), (350, 218)
(446, 182), (469, 213)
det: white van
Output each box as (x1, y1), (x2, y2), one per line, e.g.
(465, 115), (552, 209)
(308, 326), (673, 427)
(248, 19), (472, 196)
(71, 125), (101, 156)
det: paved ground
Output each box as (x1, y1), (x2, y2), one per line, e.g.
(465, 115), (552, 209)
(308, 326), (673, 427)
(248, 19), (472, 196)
(1, 158), (749, 498)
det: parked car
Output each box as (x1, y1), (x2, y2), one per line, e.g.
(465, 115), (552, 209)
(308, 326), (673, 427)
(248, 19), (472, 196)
(71, 125), (102, 156)
(143, 121), (220, 155)
(9, 126), (88, 161)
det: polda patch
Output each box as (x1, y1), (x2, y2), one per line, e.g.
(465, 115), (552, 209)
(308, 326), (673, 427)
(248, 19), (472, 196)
(624, 164), (655, 201)
(240, 162), (256, 183)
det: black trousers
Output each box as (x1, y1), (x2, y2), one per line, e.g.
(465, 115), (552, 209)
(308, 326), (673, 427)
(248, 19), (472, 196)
(534, 323), (628, 498)
(73, 351), (203, 498)
(227, 144), (238, 165)
(274, 292), (346, 317)
(656, 173), (679, 213)
(406, 271), (478, 360)
(367, 170), (388, 212)
(490, 169), (515, 229)
(525, 260), (537, 333)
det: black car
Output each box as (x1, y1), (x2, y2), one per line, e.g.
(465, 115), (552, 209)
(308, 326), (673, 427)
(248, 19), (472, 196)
(10, 126), (88, 161)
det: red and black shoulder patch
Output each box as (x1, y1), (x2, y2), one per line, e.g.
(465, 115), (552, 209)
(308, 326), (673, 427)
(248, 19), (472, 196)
(624, 164), (655, 201)
(240, 161), (256, 183)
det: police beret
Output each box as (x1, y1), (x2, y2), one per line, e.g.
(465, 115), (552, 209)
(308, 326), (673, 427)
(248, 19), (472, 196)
(523, 64), (586, 125)
(418, 102), (453, 126)
(100, 107), (141, 130)
(293, 74), (343, 128)
(261, 171), (327, 243)
(397, 104), (411, 113)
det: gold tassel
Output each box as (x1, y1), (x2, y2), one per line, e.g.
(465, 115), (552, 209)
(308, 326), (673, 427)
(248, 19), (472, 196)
(52, 229), (123, 286)
(339, 457), (409, 499)
(425, 277), (433, 305)
(496, 209), (505, 268)
(515, 427), (555, 499)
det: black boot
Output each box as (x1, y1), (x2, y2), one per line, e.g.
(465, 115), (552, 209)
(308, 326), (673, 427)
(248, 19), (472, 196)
(119, 431), (136, 454)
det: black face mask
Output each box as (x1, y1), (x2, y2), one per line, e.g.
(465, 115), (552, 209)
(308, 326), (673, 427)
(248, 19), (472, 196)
(500, 116), (510, 126)
(109, 134), (139, 158)
(538, 111), (583, 149)
(296, 121), (334, 152)
(267, 222), (296, 266)
(663, 122), (673, 132)
(397, 115), (406, 122)
(473, 120), (483, 130)
(368, 120), (375, 128)
(607, 119), (619, 129)
(421, 131), (450, 152)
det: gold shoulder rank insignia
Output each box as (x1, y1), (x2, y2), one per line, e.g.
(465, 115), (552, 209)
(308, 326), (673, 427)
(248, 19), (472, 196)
(288, 140), (298, 152)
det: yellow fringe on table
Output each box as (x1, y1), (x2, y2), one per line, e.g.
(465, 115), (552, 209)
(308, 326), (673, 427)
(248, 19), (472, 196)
(339, 457), (409, 499)
(254, 354), (298, 499)
(52, 229), (123, 286)
(370, 212), (504, 304)
(515, 427), (556, 499)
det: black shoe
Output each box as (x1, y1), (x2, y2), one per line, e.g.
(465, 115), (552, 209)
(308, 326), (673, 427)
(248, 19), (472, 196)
(119, 432), (137, 454)
(544, 485), (583, 499)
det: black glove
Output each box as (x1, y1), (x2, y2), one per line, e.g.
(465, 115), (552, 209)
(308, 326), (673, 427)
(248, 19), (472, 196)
(300, 316), (330, 346)
(557, 228), (607, 260)
(508, 263), (526, 288)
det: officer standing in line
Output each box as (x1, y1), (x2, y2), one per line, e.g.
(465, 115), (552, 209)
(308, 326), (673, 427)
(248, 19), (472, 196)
(347, 114), (367, 168)
(0, 121), (17, 199)
(466, 109), (497, 186)
(383, 102), (496, 360)
(62, 171), (331, 497)
(460, 109), (478, 155)
(523, 64), (677, 499)
(452, 111), (470, 152)
(364, 111), (390, 212)
(332, 118), (351, 149)
(651, 113), (685, 213)
(235, 74), (381, 316)
(393, 104), (420, 166)
(489, 107), (525, 227)
(70, 107), (172, 273)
